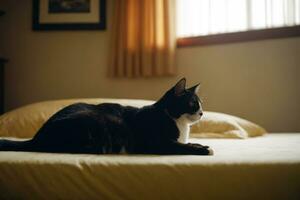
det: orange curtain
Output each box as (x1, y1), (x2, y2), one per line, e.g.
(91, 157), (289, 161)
(109, 0), (176, 78)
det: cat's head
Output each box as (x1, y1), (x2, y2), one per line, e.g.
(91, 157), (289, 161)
(158, 78), (203, 124)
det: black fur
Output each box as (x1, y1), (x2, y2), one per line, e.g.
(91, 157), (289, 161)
(0, 78), (211, 155)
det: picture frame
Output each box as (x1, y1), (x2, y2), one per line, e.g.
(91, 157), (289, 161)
(32, 0), (106, 30)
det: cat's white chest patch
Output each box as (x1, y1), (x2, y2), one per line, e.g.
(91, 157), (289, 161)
(175, 114), (190, 144)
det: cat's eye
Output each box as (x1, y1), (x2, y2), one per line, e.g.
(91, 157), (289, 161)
(188, 101), (196, 108)
(189, 100), (198, 110)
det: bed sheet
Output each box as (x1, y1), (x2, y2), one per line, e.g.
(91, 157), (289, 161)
(0, 134), (299, 200)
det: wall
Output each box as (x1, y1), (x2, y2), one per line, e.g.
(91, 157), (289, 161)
(0, 0), (299, 132)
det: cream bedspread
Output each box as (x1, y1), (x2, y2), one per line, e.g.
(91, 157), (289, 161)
(0, 134), (299, 200)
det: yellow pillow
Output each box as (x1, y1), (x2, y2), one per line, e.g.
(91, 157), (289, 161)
(0, 99), (266, 139)
(0, 98), (154, 138)
(190, 112), (267, 138)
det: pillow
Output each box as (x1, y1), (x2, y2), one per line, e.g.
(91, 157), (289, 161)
(0, 98), (266, 139)
(0, 98), (154, 138)
(190, 112), (267, 138)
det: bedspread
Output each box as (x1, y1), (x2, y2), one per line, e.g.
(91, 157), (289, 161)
(0, 134), (299, 200)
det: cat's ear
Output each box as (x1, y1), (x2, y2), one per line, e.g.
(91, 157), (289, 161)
(188, 83), (201, 94)
(174, 78), (186, 96)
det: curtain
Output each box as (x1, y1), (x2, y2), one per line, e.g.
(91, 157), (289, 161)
(109, 0), (176, 78)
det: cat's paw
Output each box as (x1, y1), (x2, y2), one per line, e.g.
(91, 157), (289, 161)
(207, 147), (214, 155)
(188, 143), (213, 155)
(188, 143), (209, 149)
(200, 147), (214, 155)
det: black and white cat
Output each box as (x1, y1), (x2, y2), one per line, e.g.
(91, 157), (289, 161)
(0, 78), (213, 155)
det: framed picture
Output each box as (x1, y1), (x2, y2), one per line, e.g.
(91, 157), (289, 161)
(32, 0), (106, 30)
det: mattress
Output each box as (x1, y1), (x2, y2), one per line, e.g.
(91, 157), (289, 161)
(0, 133), (299, 200)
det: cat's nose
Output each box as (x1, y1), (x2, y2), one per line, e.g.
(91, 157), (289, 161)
(199, 112), (203, 116)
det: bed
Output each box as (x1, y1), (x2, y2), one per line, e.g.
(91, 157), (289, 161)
(0, 134), (299, 200)
(0, 99), (299, 199)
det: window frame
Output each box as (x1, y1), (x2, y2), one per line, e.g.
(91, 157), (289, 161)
(177, 25), (300, 47)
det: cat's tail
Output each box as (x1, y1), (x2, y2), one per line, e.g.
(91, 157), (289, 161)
(0, 139), (34, 152)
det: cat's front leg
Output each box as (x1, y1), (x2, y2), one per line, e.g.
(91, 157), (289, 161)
(161, 141), (214, 155)
(187, 143), (209, 149)
(187, 143), (214, 155)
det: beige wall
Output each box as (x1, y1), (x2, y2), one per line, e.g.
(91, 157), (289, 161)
(0, 0), (299, 132)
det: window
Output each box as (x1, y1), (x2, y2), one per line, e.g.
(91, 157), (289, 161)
(176, 0), (300, 46)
